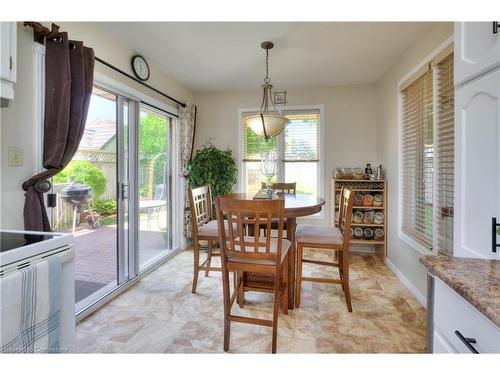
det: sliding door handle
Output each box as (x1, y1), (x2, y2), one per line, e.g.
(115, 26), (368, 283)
(120, 182), (129, 200)
(455, 330), (479, 354)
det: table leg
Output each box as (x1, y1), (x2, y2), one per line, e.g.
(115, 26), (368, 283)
(286, 217), (296, 309)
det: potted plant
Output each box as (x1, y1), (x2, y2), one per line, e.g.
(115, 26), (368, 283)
(187, 144), (238, 218)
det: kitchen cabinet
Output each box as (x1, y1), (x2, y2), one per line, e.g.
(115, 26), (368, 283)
(0, 22), (17, 101)
(455, 22), (500, 86)
(431, 277), (499, 354)
(454, 23), (500, 260)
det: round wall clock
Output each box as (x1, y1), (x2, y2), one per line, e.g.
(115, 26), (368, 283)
(131, 55), (150, 81)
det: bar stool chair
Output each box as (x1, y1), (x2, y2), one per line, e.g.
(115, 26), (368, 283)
(215, 196), (290, 354)
(295, 187), (355, 311)
(188, 185), (224, 294)
(257, 182), (296, 236)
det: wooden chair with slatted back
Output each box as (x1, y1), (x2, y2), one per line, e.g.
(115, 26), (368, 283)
(260, 181), (297, 194)
(188, 185), (223, 294)
(258, 182), (296, 235)
(215, 196), (290, 354)
(295, 187), (355, 311)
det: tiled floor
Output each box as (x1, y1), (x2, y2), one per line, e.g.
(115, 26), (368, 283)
(76, 248), (427, 353)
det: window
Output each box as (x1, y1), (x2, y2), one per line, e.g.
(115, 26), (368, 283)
(399, 44), (454, 253)
(241, 108), (321, 197)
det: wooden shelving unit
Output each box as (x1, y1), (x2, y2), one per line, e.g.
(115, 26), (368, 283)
(332, 178), (387, 261)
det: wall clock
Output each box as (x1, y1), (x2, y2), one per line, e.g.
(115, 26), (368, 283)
(131, 55), (150, 81)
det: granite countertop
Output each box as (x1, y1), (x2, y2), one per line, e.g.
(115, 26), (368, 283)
(420, 254), (500, 327)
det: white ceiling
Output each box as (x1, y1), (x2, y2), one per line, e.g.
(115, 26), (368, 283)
(97, 22), (433, 92)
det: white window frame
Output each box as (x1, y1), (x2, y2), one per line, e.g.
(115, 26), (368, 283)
(238, 104), (325, 220)
(397, 36), (454, 255)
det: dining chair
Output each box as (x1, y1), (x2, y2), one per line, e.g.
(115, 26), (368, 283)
(257, 182), (296, 235)
(188, 185), (223, 294)
(295, 187), (355, 312)
(260, 181), (297, 194)
(215, 196), (290, 353)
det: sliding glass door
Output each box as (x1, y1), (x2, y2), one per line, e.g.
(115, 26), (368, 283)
(50, 84), (177, 315)
(51, 86), (134, 313)
(138, 104), (173, 270)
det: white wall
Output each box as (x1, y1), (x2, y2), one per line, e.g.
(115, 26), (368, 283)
(194, 85), (378, 226)
(0, 22), (194, 229)
(376, 22), (453, 301)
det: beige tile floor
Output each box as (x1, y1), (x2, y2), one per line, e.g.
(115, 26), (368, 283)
(76, 248), (427, 353)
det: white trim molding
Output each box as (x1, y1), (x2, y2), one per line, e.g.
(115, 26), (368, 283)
(386, 258), (427, 307)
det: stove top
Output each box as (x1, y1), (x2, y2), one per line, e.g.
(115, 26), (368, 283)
(0, 231), (55, 252)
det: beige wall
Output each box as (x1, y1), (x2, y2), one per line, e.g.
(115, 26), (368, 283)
(194, 85), (378, 226)
(0, 22), (194, 229)
(376, 22), (453, 300)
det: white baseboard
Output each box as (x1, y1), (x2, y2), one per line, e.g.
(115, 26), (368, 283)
(386, 258), (427, 308)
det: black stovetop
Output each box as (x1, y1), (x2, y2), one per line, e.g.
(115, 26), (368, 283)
(0, 231), (55, 252)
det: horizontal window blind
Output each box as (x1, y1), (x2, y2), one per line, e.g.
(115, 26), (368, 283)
(283, 110), (320, 162)
(435, 52), (454, 254)
(401, 68), (434, 249)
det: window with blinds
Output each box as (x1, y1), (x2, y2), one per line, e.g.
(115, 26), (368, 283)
(241, 109), (321, 195)
(400, 66), (434, 249)
(399, 44), (454, 253)
(435, 52), (454, 254)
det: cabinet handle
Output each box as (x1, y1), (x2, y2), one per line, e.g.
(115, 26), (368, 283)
(493, 217), (499, 253)
(454, 330), (479, 354)
(9, 56), (13, 70)
(494, 22), (499, 34)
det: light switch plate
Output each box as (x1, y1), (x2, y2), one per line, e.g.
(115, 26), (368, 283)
(7, 146), (23, 166)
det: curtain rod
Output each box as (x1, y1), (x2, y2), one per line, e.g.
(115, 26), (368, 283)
(94, 57), (186, 108)
(23, 22), (187, 108)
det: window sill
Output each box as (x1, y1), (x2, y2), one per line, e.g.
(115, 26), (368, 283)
(398, 231), (435, 256)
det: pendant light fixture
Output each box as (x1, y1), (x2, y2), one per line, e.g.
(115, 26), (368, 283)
(245, 41), (290, 141)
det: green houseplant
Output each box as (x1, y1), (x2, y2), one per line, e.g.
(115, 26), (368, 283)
(187, 144), (238, 216)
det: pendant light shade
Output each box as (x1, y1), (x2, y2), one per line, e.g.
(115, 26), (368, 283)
(246, 114), (290, 139)
(245, 41), (290, 141)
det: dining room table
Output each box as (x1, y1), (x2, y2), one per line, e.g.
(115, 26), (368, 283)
(224, 192), (326, 309)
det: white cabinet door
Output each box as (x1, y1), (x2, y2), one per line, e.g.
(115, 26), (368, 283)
(455, 22), (500, 86)
(0, 22), (16, 82)
(454, 70), (500, 259)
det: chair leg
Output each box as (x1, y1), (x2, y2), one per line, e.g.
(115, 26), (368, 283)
(271, 270), (281, 354)
(341, 250), (353, 312)
(192, 240), (200, 294)
(237, 272), (245, 308)
(205, 240), (212, 277)
(282, 254), (289, 315)
(221, 266), (231, 352)
(295, 244), (304, 308)
(338, 251), (345, 291)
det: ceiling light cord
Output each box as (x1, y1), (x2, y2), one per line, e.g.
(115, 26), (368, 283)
(264, 49), (270, 84)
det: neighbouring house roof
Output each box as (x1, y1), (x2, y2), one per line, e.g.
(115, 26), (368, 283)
(80, 119), (116, 150)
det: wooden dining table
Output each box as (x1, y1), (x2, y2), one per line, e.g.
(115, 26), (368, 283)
(224, 192), (326, 309)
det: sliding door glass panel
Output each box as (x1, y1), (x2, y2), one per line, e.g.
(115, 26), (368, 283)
(52, 86), (120, 309)
(117, 98), (130, 284)
(138, 105), (172, 269)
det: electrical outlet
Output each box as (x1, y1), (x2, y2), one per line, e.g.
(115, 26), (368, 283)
(7, 146), (23, 166)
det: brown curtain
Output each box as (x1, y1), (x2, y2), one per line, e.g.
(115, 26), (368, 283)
(22, 32), (95, 231)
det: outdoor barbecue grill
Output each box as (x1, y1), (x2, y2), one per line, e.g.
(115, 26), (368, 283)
(60, 180), (98, 232)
